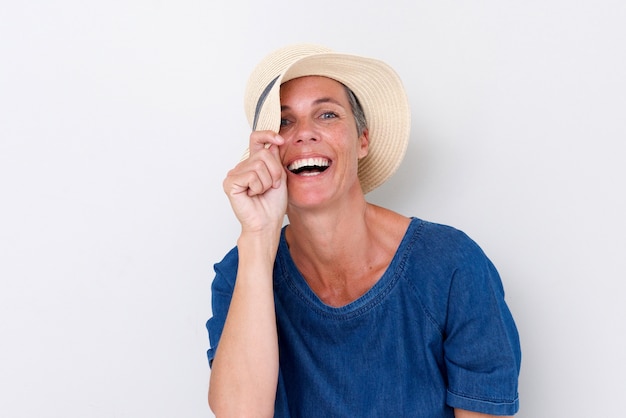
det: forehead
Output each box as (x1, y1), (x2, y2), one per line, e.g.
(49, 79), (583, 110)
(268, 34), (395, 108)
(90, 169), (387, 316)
(279, 75), (348, 102)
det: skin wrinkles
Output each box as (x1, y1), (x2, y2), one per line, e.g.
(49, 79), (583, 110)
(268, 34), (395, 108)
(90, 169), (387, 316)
(277, 76), (368, 211)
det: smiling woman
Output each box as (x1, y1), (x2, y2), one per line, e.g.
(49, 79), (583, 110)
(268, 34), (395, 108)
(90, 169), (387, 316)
(277, 76), (369, 205)
(206, 44), (521, 418)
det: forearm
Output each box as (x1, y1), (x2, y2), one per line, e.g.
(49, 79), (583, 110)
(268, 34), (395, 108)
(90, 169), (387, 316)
(209, 232), (281, 417)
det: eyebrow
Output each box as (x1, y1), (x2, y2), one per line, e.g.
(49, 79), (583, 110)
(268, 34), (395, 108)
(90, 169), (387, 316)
(281, 97), (345, 111)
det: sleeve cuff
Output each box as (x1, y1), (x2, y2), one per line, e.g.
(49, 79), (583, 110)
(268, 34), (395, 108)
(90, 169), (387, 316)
(447, 389), (519, 416)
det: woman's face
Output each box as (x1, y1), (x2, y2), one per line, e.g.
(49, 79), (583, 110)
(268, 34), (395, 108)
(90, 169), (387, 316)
(278, 76), (369, 209)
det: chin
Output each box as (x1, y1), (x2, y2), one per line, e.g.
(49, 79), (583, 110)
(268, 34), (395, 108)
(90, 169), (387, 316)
(287, 186), (334, 209)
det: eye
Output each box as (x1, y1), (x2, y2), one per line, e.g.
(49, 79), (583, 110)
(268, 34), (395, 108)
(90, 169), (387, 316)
(320, 111), (338, 120)
(280, 118), (292, 127)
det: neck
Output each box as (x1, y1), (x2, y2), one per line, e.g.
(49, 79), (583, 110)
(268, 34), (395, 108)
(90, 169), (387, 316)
(285, 194), (369, 262)
(284, 201), (409, 307)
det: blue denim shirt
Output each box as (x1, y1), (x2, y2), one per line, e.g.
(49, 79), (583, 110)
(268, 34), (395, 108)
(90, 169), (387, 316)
(207, 218), (521, 417)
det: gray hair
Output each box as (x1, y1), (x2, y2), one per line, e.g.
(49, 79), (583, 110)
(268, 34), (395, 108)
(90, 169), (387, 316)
(345, 86), (368, 136)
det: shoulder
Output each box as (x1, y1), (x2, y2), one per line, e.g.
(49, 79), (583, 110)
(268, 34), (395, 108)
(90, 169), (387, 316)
(406, 218), (506, 304)
(215, 245), (239, 269)
(406, 218), (486, 265)
(212, 246), (239, 292)
(399, 219), (499, 323)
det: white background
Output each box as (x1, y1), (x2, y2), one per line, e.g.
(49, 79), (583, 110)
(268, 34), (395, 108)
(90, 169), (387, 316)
(1, 1), (624, 417)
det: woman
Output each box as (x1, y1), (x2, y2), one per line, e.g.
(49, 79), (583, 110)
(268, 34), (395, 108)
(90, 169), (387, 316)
(206, 44), (521, 417)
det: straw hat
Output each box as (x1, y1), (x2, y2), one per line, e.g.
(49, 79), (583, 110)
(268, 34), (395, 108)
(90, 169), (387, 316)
(243, 44), (411, 194)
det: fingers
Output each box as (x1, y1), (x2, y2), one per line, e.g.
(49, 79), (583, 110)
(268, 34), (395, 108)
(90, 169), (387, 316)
(249, 131), (284, 156)
(243, 157), (281, 197)
(224, 132), (285, 198)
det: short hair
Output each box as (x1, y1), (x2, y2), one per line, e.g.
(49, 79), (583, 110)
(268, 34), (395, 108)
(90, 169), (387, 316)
(345, 86), (368, 136)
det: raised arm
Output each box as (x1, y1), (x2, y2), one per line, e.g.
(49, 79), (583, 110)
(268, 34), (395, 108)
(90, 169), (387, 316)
(208, 132), (287, 417)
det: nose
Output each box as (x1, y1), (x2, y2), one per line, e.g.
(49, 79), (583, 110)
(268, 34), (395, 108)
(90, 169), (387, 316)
(292, 118), (319, 144)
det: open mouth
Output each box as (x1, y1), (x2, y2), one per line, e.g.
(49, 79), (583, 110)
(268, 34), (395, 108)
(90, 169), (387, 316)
(287, 157), (330, 176)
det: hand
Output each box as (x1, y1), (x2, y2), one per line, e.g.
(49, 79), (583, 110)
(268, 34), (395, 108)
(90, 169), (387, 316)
(223, 131), (287, 234)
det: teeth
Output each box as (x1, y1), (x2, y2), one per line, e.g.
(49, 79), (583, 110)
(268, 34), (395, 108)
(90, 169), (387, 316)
(288, 157), (330, 171)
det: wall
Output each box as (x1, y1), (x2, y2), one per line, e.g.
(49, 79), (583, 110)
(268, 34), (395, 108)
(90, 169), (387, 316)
(1, 1), (624, 417)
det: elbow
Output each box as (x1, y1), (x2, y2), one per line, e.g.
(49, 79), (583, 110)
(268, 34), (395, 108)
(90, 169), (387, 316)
(210, 404), (275, 418)
(208, 388), (274, 418)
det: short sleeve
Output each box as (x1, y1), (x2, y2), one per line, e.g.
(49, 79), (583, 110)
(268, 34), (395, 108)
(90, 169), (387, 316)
(443, 238), (521, 415)
(206, 247), (239, 366)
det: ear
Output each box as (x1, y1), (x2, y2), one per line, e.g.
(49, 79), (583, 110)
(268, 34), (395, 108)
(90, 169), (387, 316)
(357, 129), (369, 159)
